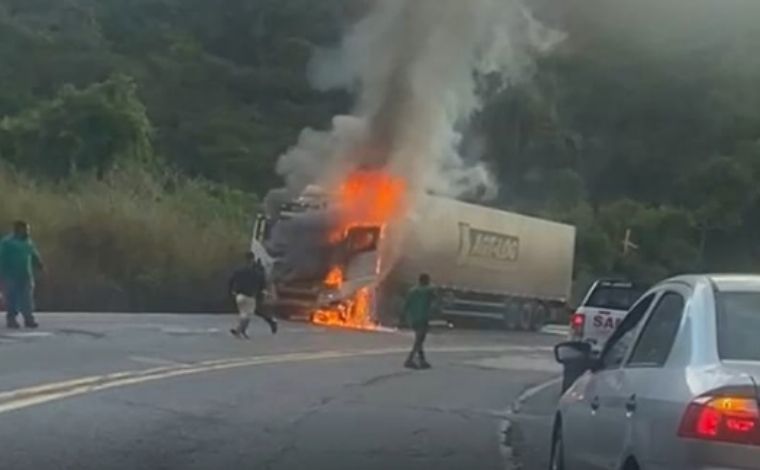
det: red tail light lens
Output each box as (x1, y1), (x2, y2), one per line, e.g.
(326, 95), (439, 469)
(570, 313), (585, 333)
(679, 391), (760, 446)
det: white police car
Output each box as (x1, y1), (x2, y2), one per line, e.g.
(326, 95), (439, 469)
(569, 280), (646, 350)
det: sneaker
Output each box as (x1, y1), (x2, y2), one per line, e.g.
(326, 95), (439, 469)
(419, 361), (432, 370)
(230, 329), (241, 338)
(240, 330), (250, 340)
(6, 320), (20, 330)
(404, 360), (419, 370)
(24, 321), (39, 329)
(270, 320), (278, 335)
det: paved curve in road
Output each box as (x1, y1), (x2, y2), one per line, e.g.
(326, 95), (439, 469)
(506, 378), (563, 470)
(0, 313), (559, 470)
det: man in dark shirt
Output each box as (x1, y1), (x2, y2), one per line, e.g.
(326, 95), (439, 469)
(229, 252), (277, 338)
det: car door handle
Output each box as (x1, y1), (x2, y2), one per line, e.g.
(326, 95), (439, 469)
(625, 394), (637, 414)
(590, 396), (600, 411)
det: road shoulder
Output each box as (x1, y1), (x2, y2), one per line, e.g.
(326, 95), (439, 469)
(502, 377), (562, 470)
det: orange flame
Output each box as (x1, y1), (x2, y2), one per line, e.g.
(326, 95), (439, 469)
(337, 170), (407, 225)
(312, 169), (407, 331)
(327, 170), (407, 243)
(324, 266), (344, 289)
(313, 287), (374, 330)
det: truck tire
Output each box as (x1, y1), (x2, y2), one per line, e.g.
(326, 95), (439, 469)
(503, 300), (519, 330)
(519, 302), (534, 331)
(530, 302), (549, 332)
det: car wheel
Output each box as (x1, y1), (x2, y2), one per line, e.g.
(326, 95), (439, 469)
(549, 423), (565, 470)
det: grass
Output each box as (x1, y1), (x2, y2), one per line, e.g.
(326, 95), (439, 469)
(0, 165), (254, 312)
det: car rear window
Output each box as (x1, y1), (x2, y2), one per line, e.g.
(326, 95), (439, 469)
(716, 291), (760, 361)
(585, 285), (645, 311)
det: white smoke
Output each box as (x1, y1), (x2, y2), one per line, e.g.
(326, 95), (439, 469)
(276, 0), (564, 200)
(276, 115), (367, 192)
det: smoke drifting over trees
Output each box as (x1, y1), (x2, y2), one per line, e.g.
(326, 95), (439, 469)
(0, 0), (759, 306)
(277, 0), (563, 200)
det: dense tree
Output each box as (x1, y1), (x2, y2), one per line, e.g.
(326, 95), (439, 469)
(0, 0), (759, 289)
(0, 74), (152, 178)
(482, 0), (760, 285)
(0, 0), (352, 189)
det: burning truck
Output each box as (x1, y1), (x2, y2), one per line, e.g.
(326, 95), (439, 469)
(249, 0), (573, 331)
(250, 170), (576, 331)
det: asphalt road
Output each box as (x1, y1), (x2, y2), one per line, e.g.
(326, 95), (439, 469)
(0, 313), (561, 470)
(506, 379), (563, 470)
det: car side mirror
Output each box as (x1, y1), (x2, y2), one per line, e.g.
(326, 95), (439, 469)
(555, 341), (595, 393)
(554, 341), (592, 365)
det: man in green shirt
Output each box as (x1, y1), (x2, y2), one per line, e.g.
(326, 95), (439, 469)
(0, 221), (44, 329)
(404, 273), (435, 370)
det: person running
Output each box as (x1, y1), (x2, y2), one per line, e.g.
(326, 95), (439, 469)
(229, 252), (277, 339)
(0, 221), (44, 329)
(403, 273), (435, 370)
(253, 258), (277, 331)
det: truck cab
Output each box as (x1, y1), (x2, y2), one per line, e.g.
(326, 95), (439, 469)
(251, 187), (383, 319)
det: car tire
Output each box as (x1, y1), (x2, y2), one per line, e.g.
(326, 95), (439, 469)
(549, 423), (565, 470)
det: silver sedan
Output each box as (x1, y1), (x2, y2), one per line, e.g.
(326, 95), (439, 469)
(552, 274), (760, 470)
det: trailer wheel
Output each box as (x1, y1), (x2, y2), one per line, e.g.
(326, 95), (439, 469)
(519, 302), (534, 331)
(503, 300), (519, 330)
(530, 302), (549, 332)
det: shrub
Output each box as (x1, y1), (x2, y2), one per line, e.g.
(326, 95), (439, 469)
(0, 165), (254, 312)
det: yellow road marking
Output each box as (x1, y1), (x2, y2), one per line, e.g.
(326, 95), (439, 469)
(0, 345), (545, 415)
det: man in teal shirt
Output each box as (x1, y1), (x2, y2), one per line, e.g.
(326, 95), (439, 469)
(0, 221), (44, 329)
(404, 273), (435, 370)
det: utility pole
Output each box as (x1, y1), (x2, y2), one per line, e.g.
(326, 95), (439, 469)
(622, 228), (639, 256)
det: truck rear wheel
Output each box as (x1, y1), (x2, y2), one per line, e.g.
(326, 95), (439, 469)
(519, 302), (533, 331)
(530, 302), (549, 332)
(503, 300), (519, 330)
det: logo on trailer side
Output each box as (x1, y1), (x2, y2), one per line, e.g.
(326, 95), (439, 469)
(457, 223), (520, 269)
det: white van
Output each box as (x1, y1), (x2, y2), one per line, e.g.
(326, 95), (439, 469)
(569, 279), (646, 350)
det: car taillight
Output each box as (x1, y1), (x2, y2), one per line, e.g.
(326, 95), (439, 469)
(570, 313), (585, 334)
(679, 389), (760, 446)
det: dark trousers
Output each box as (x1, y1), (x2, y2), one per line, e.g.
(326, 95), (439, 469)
(255, 307), (277, 327)
(254, 293), (276, 326)
(234, 295), (277, 335)
(408, 324), (429, 362)
(3, 279), (35, 326)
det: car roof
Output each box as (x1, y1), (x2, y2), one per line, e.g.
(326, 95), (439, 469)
(664, 274), (760, 293)
(591, 279), (645, 289)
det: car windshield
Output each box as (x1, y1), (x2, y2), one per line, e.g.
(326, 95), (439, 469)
(716, 291), (760, 361)
(585, 286), (644, 311)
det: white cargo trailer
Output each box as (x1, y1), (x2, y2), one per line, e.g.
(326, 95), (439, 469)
(385, 196), (576, 329)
